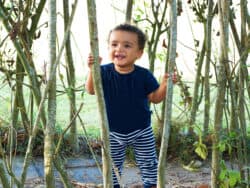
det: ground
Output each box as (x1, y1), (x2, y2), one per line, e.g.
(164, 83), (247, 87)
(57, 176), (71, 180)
(6, 156), (211, 188)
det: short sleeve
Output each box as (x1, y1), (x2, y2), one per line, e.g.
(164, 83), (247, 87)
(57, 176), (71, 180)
(144, 70), (159, 95)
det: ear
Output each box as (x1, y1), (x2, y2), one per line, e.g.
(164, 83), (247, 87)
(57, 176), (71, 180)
(137, 50), (144, 59)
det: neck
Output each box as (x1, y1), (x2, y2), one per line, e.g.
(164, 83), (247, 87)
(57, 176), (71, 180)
(114, 64), (135, 74)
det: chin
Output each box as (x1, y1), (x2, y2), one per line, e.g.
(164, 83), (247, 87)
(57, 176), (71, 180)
(114, 62), (126, 66)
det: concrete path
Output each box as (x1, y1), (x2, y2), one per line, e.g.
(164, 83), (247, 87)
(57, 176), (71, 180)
(0, 156), (143, 187)
(0, 157), (211, 187)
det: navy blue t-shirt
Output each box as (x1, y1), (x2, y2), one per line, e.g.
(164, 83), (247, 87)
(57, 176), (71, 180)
(101, 63), (159, 134)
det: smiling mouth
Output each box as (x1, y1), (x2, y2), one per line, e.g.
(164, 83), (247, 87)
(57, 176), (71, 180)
(114, 54), (125, 60)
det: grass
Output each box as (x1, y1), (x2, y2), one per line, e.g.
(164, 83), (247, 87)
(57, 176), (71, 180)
(1, 75), (250, 161)
(0, 75), (250, 140)
(0, 77), (102, 138)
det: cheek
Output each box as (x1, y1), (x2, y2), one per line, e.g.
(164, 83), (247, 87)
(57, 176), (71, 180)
(108, 47), (113, 53)
(108, 51), (113, 59)
(108, 50), (113, 55)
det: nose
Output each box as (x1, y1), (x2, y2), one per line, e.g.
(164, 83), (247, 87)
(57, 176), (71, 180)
(115, 44), (123, 51)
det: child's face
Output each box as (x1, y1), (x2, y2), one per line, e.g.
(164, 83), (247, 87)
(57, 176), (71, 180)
(108, 30), (143, 71)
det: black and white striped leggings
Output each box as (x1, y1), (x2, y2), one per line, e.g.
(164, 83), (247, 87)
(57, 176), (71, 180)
(110, 126), (158, 188)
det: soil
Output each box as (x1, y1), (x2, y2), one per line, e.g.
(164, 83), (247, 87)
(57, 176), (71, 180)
(2, 156), (211, 188)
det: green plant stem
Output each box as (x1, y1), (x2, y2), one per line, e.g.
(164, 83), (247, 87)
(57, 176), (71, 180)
(0, 162), (10, 188)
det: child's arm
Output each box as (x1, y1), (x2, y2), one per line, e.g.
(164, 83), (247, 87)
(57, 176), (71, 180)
(85, 55), (102, 95)
(148, 73), (177, 104)
(85, 70), (95, 95)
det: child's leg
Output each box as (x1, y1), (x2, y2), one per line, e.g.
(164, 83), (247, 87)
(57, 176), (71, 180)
(110, 132), (126, 187)
(133, 126), (158, 188)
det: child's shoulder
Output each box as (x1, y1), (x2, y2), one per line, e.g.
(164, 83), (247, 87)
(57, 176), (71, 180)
(135, 64), (152, 75)
(101, 63), (113, 71)
(101, 62), (113, 68)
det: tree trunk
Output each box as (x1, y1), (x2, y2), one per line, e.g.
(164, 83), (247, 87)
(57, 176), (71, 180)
(44, 0), (57, 187)
(63, 0), (78, 153)
(86, 0), (113, 187)
(125, 0), (133, 23)
(157, 0), (177, 187)
(211, 1), (229, 187)
(203, 0), (214, 135)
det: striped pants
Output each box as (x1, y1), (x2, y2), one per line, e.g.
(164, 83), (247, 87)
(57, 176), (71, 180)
(110, 126), (158, 188)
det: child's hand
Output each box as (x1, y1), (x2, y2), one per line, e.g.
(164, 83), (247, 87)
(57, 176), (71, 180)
(163, 70), (178, 84)
(87, 54), (102, 68)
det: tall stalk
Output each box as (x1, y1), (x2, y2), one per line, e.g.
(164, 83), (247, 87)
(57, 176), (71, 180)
(189, 37), (206, 129)
(147, 0), (168, 74)
(0, 163), (10, 188)
(238, 0), (249, 183)
(21, 1), (78, 186)
(203, 0), (214, 135)
(87, 0), (113, 187)
(157, 0), (177, 187)
(44, 0), (57, 187)
(125, 0), (133, 23)
(211, 1), (229, 187)
(0, 1), (47, 127)
(159, 30), (170, 138)
(0, 1), (47, 187)
(63, 0), (78, 153)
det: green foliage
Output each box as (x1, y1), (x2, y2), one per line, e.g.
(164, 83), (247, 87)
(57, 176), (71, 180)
(218, 131), (238, 156)
(84, 126), (100, 138)
(219, 160), (242, 188)
(193, 125), (207, 160)
(155, 52), (166, 63)
(134, 6), (144, 21)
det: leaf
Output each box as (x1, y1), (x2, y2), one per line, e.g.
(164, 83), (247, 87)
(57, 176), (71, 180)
(135, 14), (141, 20)
(228, 170), (241, 187)
(220, 160), (227, 170)
(227, 143), (232, 155)
(218, 142), (226, 152)
(182, 163), (200, 172)
(219, 170), (227, 181)
(194, 142), (208, 160)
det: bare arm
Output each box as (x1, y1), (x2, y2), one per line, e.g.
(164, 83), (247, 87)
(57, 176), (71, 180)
(85, 70), (95, 95)
(148, 72), (177, 104)
(147, 78), (167, 104)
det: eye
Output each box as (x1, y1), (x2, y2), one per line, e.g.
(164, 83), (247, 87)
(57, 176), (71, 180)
(111, 43), (117, 47)
(124, 44), (131, 48)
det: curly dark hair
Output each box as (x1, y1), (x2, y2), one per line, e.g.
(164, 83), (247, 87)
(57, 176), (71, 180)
(108, 23), (147, 50)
